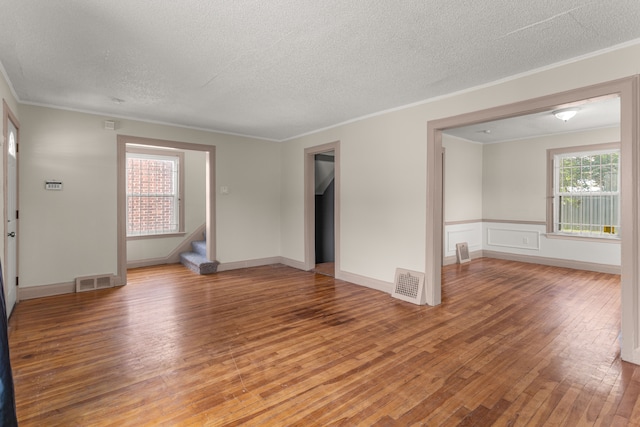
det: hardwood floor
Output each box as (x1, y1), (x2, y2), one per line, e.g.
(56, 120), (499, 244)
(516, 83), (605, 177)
(314, 262), (335, 277)
(7, 258), (638, 426)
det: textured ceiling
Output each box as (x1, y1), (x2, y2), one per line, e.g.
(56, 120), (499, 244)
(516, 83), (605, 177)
(0, 1), (639, 141)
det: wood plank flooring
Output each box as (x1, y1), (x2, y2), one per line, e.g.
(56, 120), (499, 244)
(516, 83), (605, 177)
(7, 258), (638, 426)
(314, 262), (335, 277)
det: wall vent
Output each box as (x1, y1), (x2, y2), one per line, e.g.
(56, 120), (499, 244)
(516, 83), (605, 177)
(75, 274), (114, 293)
(392, 268), (426, 305)
(456, 242), (471, 264)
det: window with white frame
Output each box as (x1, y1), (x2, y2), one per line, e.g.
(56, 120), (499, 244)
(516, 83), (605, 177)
(548, 143), (620, 238)
(126, 147), (184, 237)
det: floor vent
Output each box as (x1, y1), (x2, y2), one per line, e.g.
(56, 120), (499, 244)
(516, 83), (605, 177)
(76, 274), (114, 293)
(392, 268), (426, 305)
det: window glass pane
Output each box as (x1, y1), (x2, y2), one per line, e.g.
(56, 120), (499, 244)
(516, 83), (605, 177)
(8, 131), (16, 158)
(553, 147), (619, 237)
(126, 151), (180, 236)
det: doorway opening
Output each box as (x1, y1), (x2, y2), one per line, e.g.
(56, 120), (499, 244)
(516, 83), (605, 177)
(116, 135), (216, 286)
(305, 141), (340, 277)
(314, 152), (335, 276)
(426, 77), (639, 364)
(441, 96), (620, 266)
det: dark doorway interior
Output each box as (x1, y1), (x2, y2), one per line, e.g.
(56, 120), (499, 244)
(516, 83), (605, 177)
(314, 152), (335, 276)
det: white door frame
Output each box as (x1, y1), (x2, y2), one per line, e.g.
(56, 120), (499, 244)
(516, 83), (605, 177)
(426, 76), (640, 364)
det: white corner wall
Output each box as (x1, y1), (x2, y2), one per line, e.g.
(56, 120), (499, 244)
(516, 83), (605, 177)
(18, 105), (281, 288)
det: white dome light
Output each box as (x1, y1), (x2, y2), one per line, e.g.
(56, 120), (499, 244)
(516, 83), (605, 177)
(553, 108), (579, 122)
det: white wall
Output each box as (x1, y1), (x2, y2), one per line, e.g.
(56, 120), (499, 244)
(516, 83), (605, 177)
(216, 136), (282, 263)
(483, 126), (620, 221)
(443, 134), (483, 222)
(442, 135), (483, 260)
(18, 105), (282, 287)
(280, 108), (427, 282)
(19, 106), (118, 287)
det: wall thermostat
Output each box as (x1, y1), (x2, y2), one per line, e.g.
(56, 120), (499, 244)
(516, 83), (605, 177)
(45, 180), (63, 190)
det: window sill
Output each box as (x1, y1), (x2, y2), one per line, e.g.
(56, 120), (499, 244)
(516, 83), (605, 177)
(127, 232), (186, 241)
(544, 233), (620, 243)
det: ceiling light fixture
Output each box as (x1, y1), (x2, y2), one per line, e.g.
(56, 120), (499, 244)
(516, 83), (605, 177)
(553, 108), (579, 122)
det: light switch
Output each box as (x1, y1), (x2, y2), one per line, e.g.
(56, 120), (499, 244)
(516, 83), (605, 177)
(220, 186), (229, 195)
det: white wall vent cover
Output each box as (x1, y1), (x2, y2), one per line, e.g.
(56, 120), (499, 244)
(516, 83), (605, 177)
(392, 268), (426, 305)
(76, 274), (114, 293)
(456, 242), (471, 264)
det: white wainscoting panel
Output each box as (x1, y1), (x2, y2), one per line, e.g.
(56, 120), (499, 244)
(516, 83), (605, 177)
(444, 221), (619, 268)
(487, 227), (540, 250)
(444, 222), (482, 258)
(482, 221), (620, 267)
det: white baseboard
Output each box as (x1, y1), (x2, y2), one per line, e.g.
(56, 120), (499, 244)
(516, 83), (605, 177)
(220, 257), (395, 296)
(336, 270), (393, 294)
(217, 257), (284, 272)
(134, 256), (305, 273)
(443, 250), (484, 266)
(442, 249), (619, 274)
(19, 281), (76, 300)
(482, 250), (621, 274)
(19, 250), (618, 303)
(278, 257), (308, 271)
(127, 257), (172, 269)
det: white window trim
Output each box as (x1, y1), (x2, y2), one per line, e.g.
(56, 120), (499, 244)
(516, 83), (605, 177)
(126, 146), (185, 239)
(546, 142), (620, 240)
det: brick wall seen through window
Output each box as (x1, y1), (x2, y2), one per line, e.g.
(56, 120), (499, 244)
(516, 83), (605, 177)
(126, 149), (183, 236)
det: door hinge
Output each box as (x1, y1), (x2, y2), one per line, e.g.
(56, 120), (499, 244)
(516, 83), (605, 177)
(15, 277), (18, 287)
(16, 210), (18, 220)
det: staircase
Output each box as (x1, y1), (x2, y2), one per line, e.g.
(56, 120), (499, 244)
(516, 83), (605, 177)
(180, 237), (219, 275)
